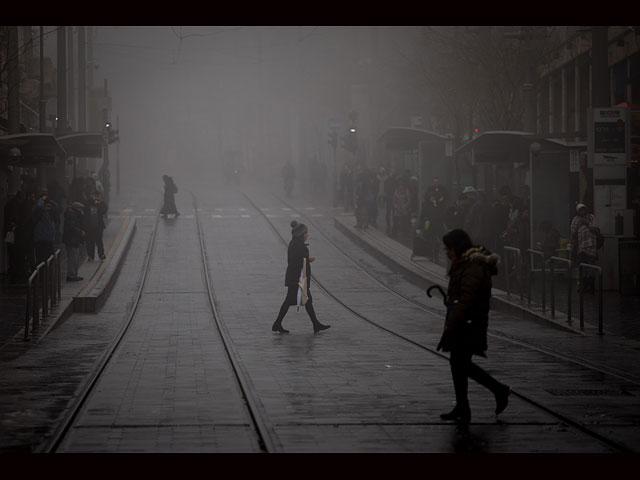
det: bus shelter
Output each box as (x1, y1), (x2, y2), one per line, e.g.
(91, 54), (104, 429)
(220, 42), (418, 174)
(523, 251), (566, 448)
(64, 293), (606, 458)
(378, 127), (453, 206)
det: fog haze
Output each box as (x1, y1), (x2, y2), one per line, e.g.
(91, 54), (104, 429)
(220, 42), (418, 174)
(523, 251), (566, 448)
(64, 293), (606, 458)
(91, 26), (420, 192)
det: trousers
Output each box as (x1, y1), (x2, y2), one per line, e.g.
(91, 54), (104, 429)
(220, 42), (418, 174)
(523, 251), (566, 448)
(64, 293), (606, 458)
(449, 347), (504, 408)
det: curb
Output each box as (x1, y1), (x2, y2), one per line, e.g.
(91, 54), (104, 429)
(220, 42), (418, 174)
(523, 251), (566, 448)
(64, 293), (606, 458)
(333, 215), (582, 335)
(73, 216), (137, 313)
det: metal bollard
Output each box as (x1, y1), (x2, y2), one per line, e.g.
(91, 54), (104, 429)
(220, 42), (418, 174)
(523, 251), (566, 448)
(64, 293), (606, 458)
(55, 249), (61, 301)
(527, 249), (545, 311)
(24, 268), (37, 341)
(46, 255), (54, 311)
(578, 263), (603, 335)
(549, 256), (572, 323)
(503, 246), (522, 302)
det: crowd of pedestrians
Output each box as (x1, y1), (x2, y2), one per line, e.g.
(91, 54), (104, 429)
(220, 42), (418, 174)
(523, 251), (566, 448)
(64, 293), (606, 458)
(3, 171), (109, 286)
(338, 163), (540, 267)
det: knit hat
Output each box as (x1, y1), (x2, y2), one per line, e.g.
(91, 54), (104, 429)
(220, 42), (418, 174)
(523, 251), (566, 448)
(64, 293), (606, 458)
(291, 220), (308, 237)
(576, 203), (587, 213)
(71, 202), (85, 210)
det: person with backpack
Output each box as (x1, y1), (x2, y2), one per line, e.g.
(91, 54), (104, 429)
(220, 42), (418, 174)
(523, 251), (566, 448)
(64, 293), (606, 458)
(570, 203), (600, 293)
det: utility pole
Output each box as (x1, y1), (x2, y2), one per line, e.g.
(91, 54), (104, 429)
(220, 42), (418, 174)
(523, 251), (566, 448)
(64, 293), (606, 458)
(78, 26), (87, 174)
(7, 26), (20, 193)
(39, 26), (47, 133)
(37, 26), (47, 190)
(67, 27), (75, 130)
(56, 27), (67, 134)
(56, 26), (68, 190)
(116, 115), (120, 195)
(101, 79), (111, 205)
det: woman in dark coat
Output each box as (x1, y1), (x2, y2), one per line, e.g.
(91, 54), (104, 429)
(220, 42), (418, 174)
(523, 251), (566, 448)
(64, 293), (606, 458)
(437, 229), (511, 425)
(272, 221), (330, 334)
(160, 175), (180, 218)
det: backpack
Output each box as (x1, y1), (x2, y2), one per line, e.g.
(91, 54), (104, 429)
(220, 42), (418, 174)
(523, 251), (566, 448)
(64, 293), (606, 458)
(590, 226), (604, 249)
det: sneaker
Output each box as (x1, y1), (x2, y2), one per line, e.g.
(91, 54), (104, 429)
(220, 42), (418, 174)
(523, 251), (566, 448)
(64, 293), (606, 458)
(99, 255), (106, 260)
(313, 323), (331, 333)
(87, 257), (94, 261)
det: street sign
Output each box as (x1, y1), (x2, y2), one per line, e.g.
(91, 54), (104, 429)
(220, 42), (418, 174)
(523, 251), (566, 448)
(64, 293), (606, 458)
(590, 108), (629, 166)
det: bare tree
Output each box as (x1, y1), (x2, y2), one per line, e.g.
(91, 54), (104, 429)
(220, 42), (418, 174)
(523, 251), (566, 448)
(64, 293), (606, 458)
(407, 26), (559, 146)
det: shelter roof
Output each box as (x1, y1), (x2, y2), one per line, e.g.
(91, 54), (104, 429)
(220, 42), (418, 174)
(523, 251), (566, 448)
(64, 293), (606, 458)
(455, 131), (585, 156)
(57, 132), (104, 158)
(378, 127), (449, 150)
(0, 133), (66, 166)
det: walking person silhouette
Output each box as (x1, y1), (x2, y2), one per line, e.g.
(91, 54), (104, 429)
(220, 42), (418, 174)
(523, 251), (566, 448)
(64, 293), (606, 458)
(437, 228), (511, 427)
(160, 175), (180, 218)
(272, 221), (331, 334)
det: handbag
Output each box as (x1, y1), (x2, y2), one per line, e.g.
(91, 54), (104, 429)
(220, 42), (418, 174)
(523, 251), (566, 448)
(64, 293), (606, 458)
(296, 258), (309, 310)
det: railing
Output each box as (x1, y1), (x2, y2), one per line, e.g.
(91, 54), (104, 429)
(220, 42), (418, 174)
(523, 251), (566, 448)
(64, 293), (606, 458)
(549, 256), (572, 323)
(24, 249), (62, 341)
(500, 246), (603, 335)
(502, 246), (522, 302)
(527, 249), (545, 311)
(578, 263), (603, 335)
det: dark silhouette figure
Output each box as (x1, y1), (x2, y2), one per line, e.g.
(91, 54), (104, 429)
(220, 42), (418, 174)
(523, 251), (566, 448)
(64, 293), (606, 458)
(31, 193), (58, 268)
(62, 202), (86, 281)
(272, 221), (330, 334)
(4, 191), (32, 284)
(160, 175), (180, 218)
(437, 229), (511, 426)
(84, 191), (108, 261)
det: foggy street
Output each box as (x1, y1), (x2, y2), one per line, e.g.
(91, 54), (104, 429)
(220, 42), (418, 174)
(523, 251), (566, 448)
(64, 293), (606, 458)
(1, 26), (640, 454)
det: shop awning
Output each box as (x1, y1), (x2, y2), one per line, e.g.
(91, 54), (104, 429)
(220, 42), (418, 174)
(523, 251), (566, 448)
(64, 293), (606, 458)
(378, 127), (449, 150)
(0, 133), (66, 166)
(57, 132), (104, 158)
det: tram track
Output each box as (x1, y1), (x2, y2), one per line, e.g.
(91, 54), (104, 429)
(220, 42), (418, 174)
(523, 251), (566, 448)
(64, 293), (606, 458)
(241, 190), (636, 453)
(37, 187), (635, 453)
(41, 194), (278, 453)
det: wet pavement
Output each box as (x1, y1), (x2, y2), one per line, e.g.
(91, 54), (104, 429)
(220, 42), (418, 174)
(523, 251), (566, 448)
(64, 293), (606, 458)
(0, 180), (639, 453)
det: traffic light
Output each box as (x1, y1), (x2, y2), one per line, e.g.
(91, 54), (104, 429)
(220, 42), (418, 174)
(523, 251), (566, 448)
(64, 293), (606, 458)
(341, 127), (357, 153)
(105, 122), (119, 144)
(108, 129), (119, 144)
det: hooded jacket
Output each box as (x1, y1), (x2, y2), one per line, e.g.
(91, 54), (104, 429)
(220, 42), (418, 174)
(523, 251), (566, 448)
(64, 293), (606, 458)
(437, 246), (499, 355)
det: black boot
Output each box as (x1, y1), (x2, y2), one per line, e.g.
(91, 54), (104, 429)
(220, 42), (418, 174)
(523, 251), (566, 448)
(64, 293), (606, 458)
(306, 301), (330, 333)
(272, 322), (289, 334)
(313, 323), (331, 333)
(272, 301), (290, 333)
(494, 385), (512, 415)
(440, 403), (471, 423)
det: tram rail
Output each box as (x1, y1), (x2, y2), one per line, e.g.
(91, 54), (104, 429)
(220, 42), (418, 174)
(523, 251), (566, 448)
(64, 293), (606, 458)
(242, 190), (635, 453)
(41, 194), (277, 453)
